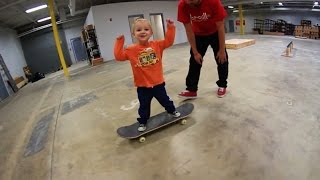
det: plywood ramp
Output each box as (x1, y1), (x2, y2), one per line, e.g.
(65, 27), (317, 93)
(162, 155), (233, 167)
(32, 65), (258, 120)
(226, 39), (256, 49)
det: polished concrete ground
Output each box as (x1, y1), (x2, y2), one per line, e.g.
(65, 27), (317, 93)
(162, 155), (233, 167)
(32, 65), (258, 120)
(1, 34), (320, 180)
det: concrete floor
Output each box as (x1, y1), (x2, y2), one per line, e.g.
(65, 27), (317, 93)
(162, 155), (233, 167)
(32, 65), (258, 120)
(1, 34), (320, 180)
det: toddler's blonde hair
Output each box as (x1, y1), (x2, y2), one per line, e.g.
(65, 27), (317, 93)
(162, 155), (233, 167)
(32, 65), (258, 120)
(131, 18), (152, 34)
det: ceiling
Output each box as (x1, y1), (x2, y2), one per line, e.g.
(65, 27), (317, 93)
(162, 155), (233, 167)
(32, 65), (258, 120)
(224, 0), (320, 12)
(0, 0), (319, 35)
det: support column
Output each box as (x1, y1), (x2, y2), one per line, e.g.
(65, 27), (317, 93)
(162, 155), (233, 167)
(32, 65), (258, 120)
(48, 0), (69, 77)
(239, 4), (244, 35)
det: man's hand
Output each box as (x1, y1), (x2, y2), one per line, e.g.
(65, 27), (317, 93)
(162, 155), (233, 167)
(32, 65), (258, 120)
(183, 23), (201, 64)
(216, 50), (227, 64)
(116, 34), (125, 40)
(166, 19), (175, 27)
(193, 52), (203, 65)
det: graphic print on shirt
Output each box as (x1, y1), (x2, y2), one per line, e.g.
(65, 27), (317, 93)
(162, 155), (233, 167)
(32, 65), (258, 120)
(190, 12), (211, 23)
(136, 47), (159, 67)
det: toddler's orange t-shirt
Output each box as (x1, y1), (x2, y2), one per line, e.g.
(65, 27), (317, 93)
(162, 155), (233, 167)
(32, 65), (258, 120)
(114, 25), (175, 87)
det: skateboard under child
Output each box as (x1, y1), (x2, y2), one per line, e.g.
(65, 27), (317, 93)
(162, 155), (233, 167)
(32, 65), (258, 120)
(117, 103), (194, 143)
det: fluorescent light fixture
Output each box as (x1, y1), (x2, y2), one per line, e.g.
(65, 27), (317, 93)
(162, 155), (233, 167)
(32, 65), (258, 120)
(26, 4), (48, 13)
(313, 2), (318, 8)
(228, 6), (234, 9)
(278, 2), (283, 6)
(260, 2), (264, 4)
(37, 17), (51, 22)
(274, 7), (289, 10)
(233, 10), (239, 12)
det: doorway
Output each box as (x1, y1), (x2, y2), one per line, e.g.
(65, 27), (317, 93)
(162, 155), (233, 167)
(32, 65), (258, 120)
(70, 37), (88, 62)
(128, 14), (144, 43)
(150, 13), (165, 40)
(229, 20), (235, 32)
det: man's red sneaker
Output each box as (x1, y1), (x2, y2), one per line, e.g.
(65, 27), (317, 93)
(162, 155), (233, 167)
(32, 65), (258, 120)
(217, 87), (226, 98)
(178, 90), (197, 99)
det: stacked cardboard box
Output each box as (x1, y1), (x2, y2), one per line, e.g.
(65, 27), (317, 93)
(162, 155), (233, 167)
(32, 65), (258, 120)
(294, 19), (319, 40)
(85, 24), (94, 30)
(14, 76), (27, 89)
(303, 26), (311, 38)
(310, 27), (319, 39)
(81, 25), (94, 43)
(80, 29), (87, 43)
(294, 26), (319, 39)
(294, 25), (303, 37)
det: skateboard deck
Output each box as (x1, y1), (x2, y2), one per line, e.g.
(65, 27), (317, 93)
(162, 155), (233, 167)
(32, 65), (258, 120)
(117, 103), (194, 141)
(178, 95), (198, 99)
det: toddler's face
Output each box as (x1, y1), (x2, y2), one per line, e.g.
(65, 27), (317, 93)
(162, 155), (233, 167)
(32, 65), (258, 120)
(133, 21), (153, 44)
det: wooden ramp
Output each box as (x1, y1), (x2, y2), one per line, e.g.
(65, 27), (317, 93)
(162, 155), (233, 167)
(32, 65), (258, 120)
(226, 39), (255, 49)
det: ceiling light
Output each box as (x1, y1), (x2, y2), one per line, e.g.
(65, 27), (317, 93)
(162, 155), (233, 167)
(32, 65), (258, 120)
(260, 2), (264, 4)
(26, 4), (48, 13)
(228, 6), (234, 9)
(37, 17), (51, 22)
(278, 2), (283, 6)
(313, 2), (319, 8)
(233, 10), (239, 13)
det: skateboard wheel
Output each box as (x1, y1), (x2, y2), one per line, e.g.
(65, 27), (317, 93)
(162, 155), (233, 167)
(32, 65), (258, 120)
(180, 119), (187, 125)
(139, 137), (146, 143)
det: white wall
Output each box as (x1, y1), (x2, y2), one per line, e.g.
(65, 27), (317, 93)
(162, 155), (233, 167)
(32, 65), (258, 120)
(225, 11), (320, 33)
(85, 7), (94, 26)
(225, 13), (255, 33)
(90, 1), (187, 61)
(0, 27), (27, 79)
(62, 18), (86, 64)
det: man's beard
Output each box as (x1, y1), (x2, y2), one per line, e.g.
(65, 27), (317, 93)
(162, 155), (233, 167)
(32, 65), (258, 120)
(189, 0), (201, 7)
